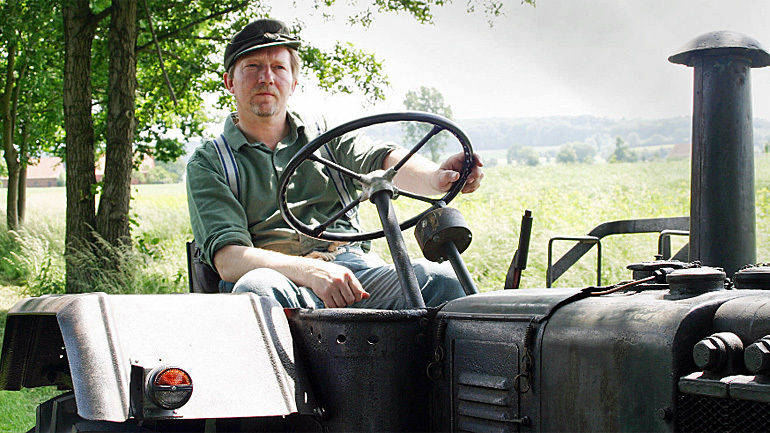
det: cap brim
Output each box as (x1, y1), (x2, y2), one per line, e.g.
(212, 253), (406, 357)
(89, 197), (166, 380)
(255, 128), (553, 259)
(232, 40), (301, 64)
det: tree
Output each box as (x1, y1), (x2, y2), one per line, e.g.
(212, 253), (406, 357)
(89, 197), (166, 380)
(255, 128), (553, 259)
(765, 138), (770, 153)
(1, 0), (63, 231)
(572, 142), (597, 163)
(507, 143), (522, 164)
(556, 144), (577, 164)
(402, 86), (454, 162)
(520, 146), (540, 166)
(608, 137), (638, 163)
(507, 143), (539, 166)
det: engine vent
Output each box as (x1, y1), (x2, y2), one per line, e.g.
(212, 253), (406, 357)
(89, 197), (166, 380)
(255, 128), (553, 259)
(452, 340), (521, 433)
(677, 394), (770, 432)
(456, 372), (517, 433)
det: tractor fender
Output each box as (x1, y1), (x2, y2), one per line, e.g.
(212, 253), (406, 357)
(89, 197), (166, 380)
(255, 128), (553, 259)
(0, 292), (314, 422)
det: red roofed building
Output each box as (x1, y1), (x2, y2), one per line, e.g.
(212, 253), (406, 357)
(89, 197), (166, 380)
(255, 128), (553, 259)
(1, 156), (64, 188)
(2, 154), (157, 188)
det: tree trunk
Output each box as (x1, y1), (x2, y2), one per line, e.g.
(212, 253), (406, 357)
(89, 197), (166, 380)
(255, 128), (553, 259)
(2, 39), (19, 231)
(17, 123), (28, 224)
(96, 0), (138, 246)
(4, 163), (19, 230)
(63, 0), (98, 293)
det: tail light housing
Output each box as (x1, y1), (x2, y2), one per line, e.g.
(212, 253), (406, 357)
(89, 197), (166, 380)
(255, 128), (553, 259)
(146, 367), (193, 410)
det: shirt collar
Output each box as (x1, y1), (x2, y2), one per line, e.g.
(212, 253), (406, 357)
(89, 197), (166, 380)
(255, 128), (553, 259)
(222, 111), (307, 151)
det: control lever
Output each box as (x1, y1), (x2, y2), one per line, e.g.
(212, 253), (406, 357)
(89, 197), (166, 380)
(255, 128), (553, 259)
(505, 210), (533, 289)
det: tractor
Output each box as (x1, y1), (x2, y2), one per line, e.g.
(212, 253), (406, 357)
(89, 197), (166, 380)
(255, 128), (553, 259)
(2, 31), (770, 432)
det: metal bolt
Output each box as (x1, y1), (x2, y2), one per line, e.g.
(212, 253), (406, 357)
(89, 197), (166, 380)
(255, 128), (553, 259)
(693, 337), (726, 370)
(745, 336), (770, 373)
(657, 407), (673, 421)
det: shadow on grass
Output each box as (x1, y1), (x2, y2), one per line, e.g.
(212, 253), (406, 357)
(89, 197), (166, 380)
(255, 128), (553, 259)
(0, 309), (61, 432)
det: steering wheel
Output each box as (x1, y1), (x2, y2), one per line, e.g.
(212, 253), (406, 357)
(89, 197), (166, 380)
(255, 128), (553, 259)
(277, 112), (474, 243)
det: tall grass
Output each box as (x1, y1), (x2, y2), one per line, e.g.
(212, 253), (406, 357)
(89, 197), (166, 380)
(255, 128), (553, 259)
(0, 184), (191, 296)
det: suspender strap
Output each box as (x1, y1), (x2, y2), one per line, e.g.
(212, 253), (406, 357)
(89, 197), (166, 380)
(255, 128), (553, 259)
(319, 143), (357, 219)
(309, 116), (357, 220)
(212, 134), (241, 201)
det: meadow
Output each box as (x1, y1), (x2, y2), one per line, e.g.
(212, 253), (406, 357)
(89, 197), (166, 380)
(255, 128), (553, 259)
(1, 155), (769, 429)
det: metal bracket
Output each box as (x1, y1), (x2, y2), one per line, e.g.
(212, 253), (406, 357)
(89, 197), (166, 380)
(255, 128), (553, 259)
(547, 236), (601, 288)
(546, 216), (690, 287)
(658, 230), (689, 260)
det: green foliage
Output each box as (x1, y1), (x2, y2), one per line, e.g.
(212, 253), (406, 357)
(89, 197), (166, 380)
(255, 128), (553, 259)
(765, 138), (770, 153)
(572, 142), (597, 163)
(556, 143), (577, 163)
(402, 86), (454, 162)
(520, 147), (540, 166)
(507, 143), (539, 166)
(609, 137), (638, 163)
(133, 160), (184, 184)
(1, 0), (64, 161)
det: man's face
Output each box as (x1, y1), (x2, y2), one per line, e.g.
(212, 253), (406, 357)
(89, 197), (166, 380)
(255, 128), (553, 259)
(224, 46), (297, 119)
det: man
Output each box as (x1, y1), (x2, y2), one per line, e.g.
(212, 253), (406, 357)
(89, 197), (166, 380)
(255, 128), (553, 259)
(186, 18), (483, 309)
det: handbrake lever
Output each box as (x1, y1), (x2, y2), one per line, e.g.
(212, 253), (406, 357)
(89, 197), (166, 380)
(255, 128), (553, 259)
(505, 210), (533, 289)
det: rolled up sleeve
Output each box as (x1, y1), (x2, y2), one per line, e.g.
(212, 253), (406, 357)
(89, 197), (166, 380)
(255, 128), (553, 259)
(186, 150), (252, 268)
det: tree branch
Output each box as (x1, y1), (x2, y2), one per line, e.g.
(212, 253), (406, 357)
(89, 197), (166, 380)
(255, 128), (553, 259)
(160, 49), (220, 74)
(142, 0), (177, 106)
(93, 5), (113, 23)
(136, 2), (249, 52)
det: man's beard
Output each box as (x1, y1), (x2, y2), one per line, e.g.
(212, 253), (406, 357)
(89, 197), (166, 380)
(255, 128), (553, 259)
(249, 100), (278, 117)
(249, 86), (279, 117)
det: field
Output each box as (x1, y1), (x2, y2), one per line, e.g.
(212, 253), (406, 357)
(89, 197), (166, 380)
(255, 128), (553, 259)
(1, 155), (769, 429)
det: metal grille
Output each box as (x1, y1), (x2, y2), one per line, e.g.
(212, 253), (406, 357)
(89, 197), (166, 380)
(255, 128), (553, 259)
(676, 394), (770, 433)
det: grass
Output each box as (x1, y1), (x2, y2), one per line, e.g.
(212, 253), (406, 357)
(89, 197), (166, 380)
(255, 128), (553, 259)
(0, 155), (769, 429)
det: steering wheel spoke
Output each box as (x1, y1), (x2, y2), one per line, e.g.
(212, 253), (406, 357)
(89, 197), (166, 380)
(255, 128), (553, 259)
(393, 187), (441, 205)
(311, 194), (365, 237)
(307, 154), (367, 184)
(391, 124), (445, 172)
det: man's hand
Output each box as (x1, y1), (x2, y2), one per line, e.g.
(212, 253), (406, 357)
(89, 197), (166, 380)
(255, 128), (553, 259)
(301, 260), (370, 308)
(432, 151), (484, 194)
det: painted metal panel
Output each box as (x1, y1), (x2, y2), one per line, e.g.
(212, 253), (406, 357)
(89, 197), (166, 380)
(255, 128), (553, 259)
(1, 292), (307, 422)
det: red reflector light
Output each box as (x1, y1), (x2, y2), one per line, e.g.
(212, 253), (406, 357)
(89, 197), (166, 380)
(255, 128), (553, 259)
(147, 367), (193, 410)
(154, 368), (192, 386)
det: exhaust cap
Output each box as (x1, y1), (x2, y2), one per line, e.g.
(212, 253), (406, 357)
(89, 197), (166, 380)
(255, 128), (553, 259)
(669, 30), (770, 67)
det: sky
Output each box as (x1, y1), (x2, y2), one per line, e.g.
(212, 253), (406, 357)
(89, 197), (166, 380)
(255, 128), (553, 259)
(260, 0), (770, 125)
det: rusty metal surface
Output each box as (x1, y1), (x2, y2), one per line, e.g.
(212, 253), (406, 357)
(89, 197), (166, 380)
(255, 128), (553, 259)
(538, 290), (746, 432)
(286, 308), (433, 432)
(713, 295), (770, 344)
(0, 293), (312, 422)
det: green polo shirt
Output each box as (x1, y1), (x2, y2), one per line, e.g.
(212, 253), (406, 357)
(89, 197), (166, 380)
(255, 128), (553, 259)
(186, 111), (397, 267)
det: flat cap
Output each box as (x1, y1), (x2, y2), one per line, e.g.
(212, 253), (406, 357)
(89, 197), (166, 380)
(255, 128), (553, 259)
(224, 19), (300, 71)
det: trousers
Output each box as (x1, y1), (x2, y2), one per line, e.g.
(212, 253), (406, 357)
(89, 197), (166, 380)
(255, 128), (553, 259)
(218, 246), (466, 309)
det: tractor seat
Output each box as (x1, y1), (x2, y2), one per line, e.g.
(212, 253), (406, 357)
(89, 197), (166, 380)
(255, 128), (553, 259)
(186, 240), (222, 293)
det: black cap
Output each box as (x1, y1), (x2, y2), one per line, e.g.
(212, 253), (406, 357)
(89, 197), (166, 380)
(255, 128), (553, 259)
(224, 19), (300, 71)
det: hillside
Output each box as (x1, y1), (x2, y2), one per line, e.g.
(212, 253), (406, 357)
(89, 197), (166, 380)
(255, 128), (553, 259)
(363, 115), (770, 153)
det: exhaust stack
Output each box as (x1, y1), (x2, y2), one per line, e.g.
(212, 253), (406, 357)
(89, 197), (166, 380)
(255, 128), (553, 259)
(669, 31), (769, 276)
